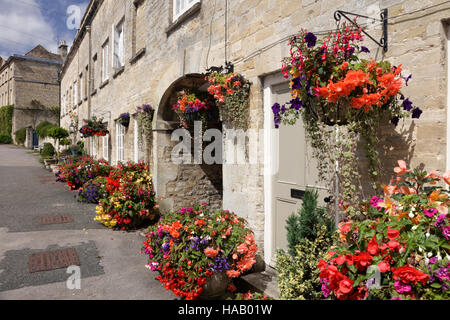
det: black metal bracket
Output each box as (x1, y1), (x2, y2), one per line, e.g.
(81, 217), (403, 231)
(205, 61), (235, 76)
(334, 8), (388, 52)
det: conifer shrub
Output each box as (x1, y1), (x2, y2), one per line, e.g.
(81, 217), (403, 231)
(285, 188), (335, 256)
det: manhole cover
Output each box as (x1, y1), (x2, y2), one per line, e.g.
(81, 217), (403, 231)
(28, 248), (80, 273)
(38, 215), (74, 225)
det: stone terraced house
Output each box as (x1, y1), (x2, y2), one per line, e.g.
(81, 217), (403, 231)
(0, 44), (66, 145)
(60, 0), (450, 267)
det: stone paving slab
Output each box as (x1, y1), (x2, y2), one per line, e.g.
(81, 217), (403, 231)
(0, 145), (175, 300)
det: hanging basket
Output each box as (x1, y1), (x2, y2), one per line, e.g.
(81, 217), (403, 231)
(304, 99), (366, 127)
(118, 113), (130, 128)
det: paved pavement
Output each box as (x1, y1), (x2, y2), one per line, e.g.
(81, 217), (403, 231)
(0, 145), (175, 300)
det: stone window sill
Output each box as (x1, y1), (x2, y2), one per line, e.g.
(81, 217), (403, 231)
(113, 66), (125, 79)
(130, 48), (146, 65)
(99, 79), (109, 89)
(166, 2), (201, 36)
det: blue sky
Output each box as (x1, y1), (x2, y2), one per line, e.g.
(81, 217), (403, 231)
(0, 0), (89, 60)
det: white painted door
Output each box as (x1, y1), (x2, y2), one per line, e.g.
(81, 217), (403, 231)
(264, 74), (327, 266)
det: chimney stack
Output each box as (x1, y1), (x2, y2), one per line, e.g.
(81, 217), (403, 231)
(58, 40), (68, 61)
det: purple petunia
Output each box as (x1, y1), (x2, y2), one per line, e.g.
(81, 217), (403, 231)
(391, 116), (400, 127)
(304, 32), (317, 47)
(289, 98), (303, 111)
(403, 74), (412, 86)
(360, 46), (370, 53)
(412, 107), (423, 119)
(403, 98), (413, 111)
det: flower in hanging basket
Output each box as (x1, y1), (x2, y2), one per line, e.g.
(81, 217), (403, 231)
(118, 112), (130, 127)
(79, 116), (109, 138)
(206, 72), (251, 128)
(172, 90), (215, 129)
(273, 22), (421, 128)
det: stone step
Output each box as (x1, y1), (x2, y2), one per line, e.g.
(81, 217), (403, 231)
(236, 266), (280, 300)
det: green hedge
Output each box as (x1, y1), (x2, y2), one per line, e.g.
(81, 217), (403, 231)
(0, 133), (12, 144)
(15, 127), (26, 145)
(0, 105), (14, 136)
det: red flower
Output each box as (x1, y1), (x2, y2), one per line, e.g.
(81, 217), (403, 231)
(377, 260), (390, 273)
(387, 227), (400, 240)
(392, 266), (429, 285)
(367, 236), (379, 256)
(338, 278), (354, 294)
(354, 251), (373, 271)
(387, 240), (400, 251)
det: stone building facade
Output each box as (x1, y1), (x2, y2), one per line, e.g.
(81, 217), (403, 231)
(60, 0), (450, 266)
(0, 44), (66, 144)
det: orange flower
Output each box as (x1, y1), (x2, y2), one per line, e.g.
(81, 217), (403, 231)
(393, 160), (410, 176)
(204, 247), (219, 258)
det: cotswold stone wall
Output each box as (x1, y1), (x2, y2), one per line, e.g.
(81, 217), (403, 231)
(60, 0), (450, 254)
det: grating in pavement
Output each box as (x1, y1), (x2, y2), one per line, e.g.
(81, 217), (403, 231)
(28, 248), (80, 273)
(38, 214), (74, 225)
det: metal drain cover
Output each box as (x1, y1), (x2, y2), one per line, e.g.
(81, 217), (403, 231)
(28, 248), (80, 273)
(38, 215), (74, 225)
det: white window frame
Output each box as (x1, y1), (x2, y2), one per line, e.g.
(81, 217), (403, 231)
(91, 136), (97, 158)
(103, 134), (109, 162)
(134, 117), (139, 163)
(113, 19), (125, 69)
(102, 40), (109, 82)
(116, 121), (124, 163)
(173, 0), (200, 21)
(73, 81), (78, 105)
(79, 74), (83, 102)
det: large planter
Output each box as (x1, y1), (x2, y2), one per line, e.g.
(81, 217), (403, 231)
(199, 272), (230, 300)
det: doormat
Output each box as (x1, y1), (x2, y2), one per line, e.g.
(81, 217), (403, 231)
(38, 215), (74, 225)
(28, 248), (80, 273)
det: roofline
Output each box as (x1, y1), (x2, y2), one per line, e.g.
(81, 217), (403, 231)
(60, 0), (102, 78)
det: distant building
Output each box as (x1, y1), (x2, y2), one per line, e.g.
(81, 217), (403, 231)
(0, 42), (67, 145)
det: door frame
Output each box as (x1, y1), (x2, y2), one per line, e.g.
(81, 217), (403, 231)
(263, 72), (288, 266)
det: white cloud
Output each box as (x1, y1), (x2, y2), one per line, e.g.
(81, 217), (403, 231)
(0, 0), (58, 58)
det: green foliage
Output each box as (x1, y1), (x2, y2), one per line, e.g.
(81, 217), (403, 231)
(60, 138), (71, 146)
(47, 126), (69, 141)
(0, 105), (14, 136)
(36, 121), (56, 138)
(41, 142), (55, 157)
(14, 127), (26, 145)
(286, 189), (335, 256)
(276, 226), (336, 300)
(0, 133), (12, 144)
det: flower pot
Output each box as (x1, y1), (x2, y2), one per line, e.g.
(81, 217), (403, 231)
(198, 272), (230, 300)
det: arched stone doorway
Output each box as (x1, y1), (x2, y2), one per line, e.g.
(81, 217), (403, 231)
(153, 73), (223, 212)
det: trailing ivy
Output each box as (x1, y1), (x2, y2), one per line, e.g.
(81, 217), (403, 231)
(0, 105), (14, 137)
